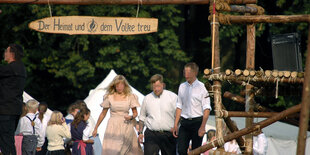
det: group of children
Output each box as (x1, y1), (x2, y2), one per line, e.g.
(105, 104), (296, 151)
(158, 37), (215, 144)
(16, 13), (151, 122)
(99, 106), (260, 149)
(15, 99), (94, 155)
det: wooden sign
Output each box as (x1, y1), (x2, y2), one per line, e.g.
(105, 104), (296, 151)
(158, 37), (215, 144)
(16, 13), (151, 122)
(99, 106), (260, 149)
(28, 16), (158, 35)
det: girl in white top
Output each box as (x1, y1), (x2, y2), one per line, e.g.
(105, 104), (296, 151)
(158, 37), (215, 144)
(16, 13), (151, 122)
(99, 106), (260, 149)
(46, 111), (71, 154)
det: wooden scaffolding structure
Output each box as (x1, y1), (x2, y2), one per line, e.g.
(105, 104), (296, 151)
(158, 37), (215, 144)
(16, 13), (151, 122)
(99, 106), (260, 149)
(1, 0), (309, 154)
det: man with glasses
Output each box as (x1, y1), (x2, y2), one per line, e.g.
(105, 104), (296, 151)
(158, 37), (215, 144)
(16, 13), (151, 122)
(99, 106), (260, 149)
(0, 44), (26, 154)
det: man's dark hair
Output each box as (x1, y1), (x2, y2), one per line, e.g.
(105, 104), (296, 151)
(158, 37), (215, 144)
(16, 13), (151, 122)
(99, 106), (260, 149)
(184, 62), (199, 73)
(150, 74), (164, 84)
(9, 44), (24, 61)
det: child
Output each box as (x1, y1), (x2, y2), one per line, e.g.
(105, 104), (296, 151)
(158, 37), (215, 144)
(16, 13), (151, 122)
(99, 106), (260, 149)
(45, 111), (71, 155)
(15, 99), (44, 154)
(65, 103), (80, 124)
(71, 108), (94, 155)
(37, 102), (50, 155)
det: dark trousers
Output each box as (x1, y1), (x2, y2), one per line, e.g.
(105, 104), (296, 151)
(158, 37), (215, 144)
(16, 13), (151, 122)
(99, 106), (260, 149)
(144, 128), (176, 155)
(22, 135), (38, 155)
(36, 137), (48, 155)
(177, 117), (203, 155)
(46, 150), (65, 155)
(0, 115), (19, 155)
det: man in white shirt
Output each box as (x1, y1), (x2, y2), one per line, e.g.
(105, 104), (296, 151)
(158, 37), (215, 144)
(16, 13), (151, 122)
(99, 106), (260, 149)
(173, 62), (212, 155)
(138, 74), (178, 155)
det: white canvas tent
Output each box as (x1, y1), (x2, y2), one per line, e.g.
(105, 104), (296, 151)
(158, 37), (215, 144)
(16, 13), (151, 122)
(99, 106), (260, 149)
(84, 69), (145, 145)
(23, 91), (53, 117)
(205, 115), (310, 155)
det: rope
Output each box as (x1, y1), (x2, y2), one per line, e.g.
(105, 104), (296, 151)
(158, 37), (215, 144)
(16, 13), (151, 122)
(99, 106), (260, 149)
(219, 13), (231, 25)
(275, 78), (279, 99)
(217, 137), (225, 146)
(48, 0), (52, 17)
(215, 110), (227, 118)
(211, 140), (217, 148)
(136, 0), (142, 18)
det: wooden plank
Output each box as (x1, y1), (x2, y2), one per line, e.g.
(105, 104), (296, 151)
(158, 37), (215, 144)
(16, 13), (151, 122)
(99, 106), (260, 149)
(0, 0), (257, 5)
(28, 16), (158, 35)
(189, 104), (302, 155)
(219, 15), (310, 24)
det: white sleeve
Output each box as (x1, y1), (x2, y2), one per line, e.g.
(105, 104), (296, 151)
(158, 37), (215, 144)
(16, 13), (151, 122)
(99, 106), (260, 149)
(35, 119), (45, 147)
(176, 85), (183, 109)
(138, 97), (147, 122)
(60, 124), (71, 139)
(82, 124), (91, 140)
(201, 86), (212, 111)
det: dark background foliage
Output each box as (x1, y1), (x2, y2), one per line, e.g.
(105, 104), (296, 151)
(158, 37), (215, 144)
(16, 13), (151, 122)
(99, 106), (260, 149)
(0, 0), (309, 113)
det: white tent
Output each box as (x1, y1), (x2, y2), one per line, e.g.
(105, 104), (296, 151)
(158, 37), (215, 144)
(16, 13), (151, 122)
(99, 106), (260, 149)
(84, 69), (145, 145)
(23, 91), (53, 117)
(205, 115), (310, 155)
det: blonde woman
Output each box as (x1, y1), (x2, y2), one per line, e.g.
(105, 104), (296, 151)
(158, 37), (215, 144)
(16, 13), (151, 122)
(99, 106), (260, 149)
(92, 75), (143, 155)
(46, 111), (71, 155)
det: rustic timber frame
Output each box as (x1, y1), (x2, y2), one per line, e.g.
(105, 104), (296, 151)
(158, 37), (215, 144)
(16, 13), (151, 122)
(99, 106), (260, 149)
(1, 0), (309, 154)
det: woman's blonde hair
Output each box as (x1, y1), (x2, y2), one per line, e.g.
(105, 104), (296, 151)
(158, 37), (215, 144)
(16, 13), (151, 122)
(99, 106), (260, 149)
(48, 111), (63, 126)
(105, 75), (132, 98)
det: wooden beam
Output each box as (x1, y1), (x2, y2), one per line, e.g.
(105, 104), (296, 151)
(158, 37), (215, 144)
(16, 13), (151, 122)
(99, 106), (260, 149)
(218, 14), (310, 24)
(0, 0), (257, 5)
(244, 15), (255, 154)
(210, 1), (225, 147)
(219, 111), (299, 118)
(296, 24), (310, 155)
(204, 73), (304, 84)
(216, 4), (264, 15)
(189, 104), (302, 155)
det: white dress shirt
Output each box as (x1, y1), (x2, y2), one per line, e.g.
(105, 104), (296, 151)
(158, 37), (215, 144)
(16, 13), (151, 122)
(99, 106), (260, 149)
(176, 79), (212, 119)
(253, 132), (268, 155)
(139, 90), (177, 131)
(15, 113), (45, 147)
(42, 113), (51, 138)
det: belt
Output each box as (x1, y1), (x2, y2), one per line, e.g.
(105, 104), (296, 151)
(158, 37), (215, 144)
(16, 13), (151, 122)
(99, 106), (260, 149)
(181, 116), (202, 121)
(148, 128), (170, 134)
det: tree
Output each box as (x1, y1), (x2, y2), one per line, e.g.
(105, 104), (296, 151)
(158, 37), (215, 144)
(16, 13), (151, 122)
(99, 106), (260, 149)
(0, 4), (189, 111)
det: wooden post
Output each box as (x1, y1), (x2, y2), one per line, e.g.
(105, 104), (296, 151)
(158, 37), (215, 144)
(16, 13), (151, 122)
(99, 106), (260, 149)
(244, 6), (255, 153)
(296, 24), (310, 155)
(219, 111), (299, 118)
(210, 0), (225, 145)
(218, 14), (310, 24)
(0, 0), (257, 5)
(189, 104), (302, 155)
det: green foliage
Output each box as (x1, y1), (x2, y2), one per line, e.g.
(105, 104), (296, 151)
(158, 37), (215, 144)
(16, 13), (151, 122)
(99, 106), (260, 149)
(0, 0), (308, 111)
(0, 4), (189, 110)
